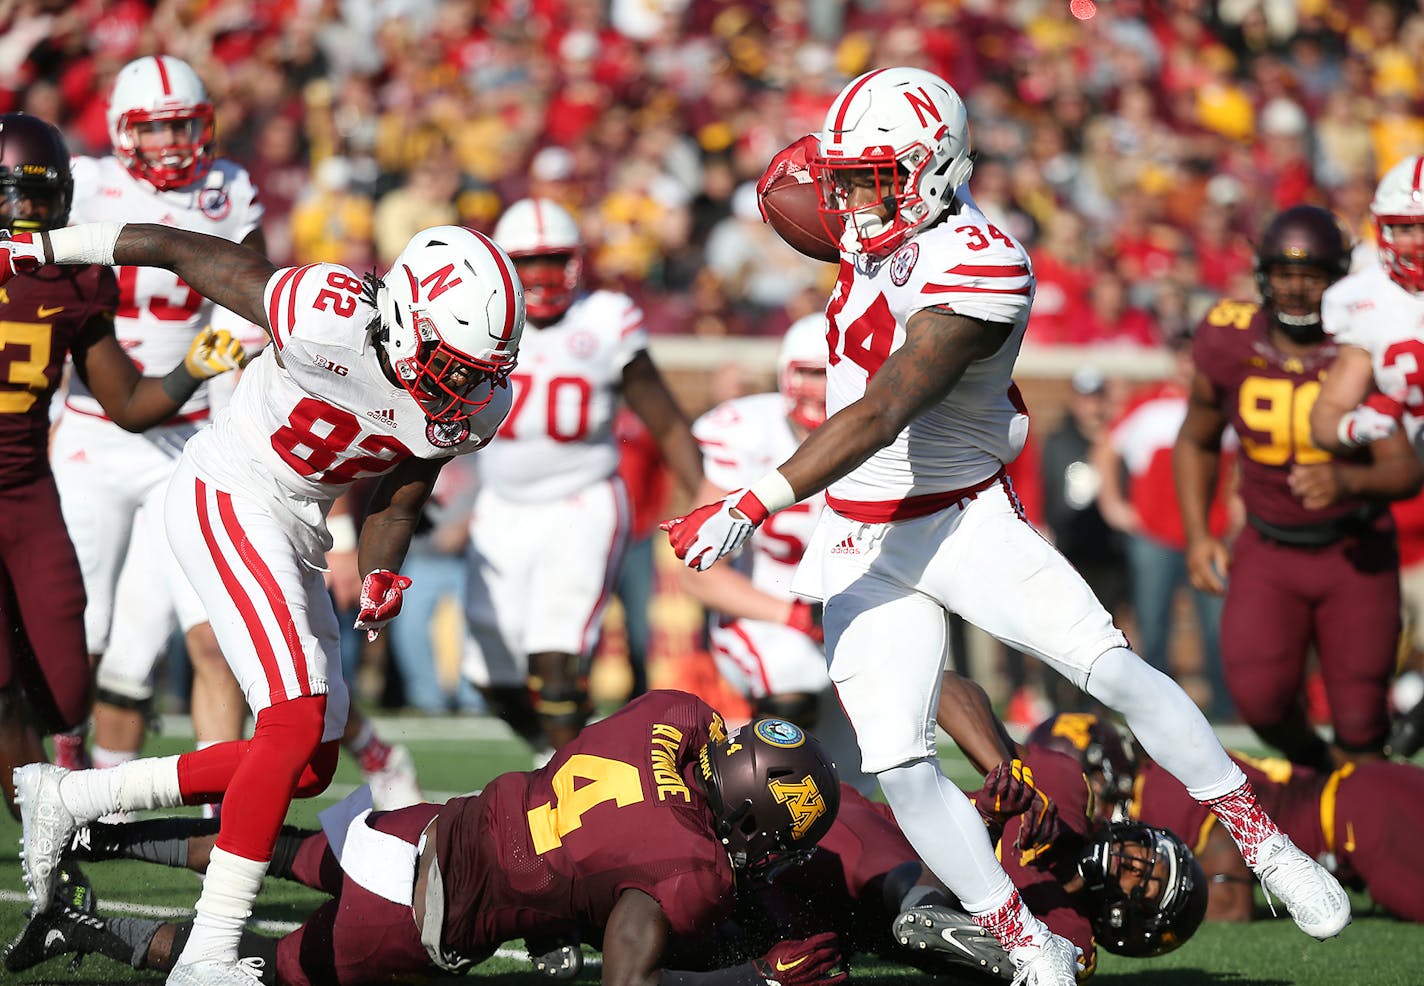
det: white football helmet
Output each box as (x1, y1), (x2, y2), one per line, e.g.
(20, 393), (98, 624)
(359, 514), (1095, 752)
(1371, 155), (1424, 292)
(811, 66), (973, 258)
(492, 197), (583, 322)
(778, 314), (828, 432)
(377, 225), (525, 423)
(107, 55), (215, 191)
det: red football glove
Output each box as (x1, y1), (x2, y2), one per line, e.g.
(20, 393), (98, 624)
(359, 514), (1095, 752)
(752, 932), (847, 986)
(972, 758), (1064, 851)
(661, 489), (770, 572)
(0, 231), (45, 286)
(354, 569), (413, 641)
(756, 135), (820, 221)
(786, 599), (824, 645)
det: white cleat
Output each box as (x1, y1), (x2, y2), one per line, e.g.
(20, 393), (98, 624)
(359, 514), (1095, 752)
(1252, 832), (1351, 940)
(1007, 933), (1079, 986)
(365, 743), (423, 810)
(13, 763), (77, 915)
(167, 957), (267, 986)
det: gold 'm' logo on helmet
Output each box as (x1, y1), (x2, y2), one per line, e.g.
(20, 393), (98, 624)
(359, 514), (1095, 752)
(1051, 713), (1099, 751)
(768, 776), (827, 840)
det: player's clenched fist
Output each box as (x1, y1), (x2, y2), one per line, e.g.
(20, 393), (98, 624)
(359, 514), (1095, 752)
(972, 758), (1064, 851)
(0, 230), (46, 285)
(661, 489), (770, 571)
(183, 327), (248, 379)
(1337, 391), (1406, 447)
(752, 932), (847, 986)
(354, 569), (413, 641)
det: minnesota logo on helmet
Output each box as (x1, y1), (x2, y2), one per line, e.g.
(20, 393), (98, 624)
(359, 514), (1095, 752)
(700, 718), (840, 874)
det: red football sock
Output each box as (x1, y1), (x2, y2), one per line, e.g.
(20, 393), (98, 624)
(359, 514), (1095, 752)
(1200, 782), (1282, 867)
(970, 889), (1041, 952)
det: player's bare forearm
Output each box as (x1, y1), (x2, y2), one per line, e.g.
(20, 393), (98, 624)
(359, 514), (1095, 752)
(111, 224), (276, 330)
(603, 889), (670, 986)
(73, 331), (181, 431)
(1310, 346), (1377, 453)
(1333, 432), (1424, 501)
(779, 309), (1010, 499)
(623, 351), (705, 495)
(357, 457), (446, 576)
(936, 671), (1021, 775)
(1172, 396), (1225, 546)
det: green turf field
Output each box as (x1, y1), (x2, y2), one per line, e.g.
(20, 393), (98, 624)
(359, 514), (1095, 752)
(2, 717), (1420, 985)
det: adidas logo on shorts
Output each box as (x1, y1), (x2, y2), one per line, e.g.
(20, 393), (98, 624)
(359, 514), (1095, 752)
(830, 535), (859, 555)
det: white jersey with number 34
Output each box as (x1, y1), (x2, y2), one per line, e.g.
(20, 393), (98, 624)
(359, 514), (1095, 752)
(184, 263), (508, 563)
(823, 199), (1033, 519)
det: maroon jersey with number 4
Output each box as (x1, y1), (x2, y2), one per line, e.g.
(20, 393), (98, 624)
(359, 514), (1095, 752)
(435, 690), (734, 960)
(1191, 299), (1368, 527)
(0, 267), (117, 487)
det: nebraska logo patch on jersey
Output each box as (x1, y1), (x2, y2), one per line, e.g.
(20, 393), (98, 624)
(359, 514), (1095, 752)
(427, 419), (471, 448)
(889, 241), (919, 286)
(198, 187), (231, 220)
(566, 329), (597, 359)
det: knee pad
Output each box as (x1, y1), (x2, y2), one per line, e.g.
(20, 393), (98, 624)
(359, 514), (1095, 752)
(753, 692), (821, 729)
(531, 679), (591, 730)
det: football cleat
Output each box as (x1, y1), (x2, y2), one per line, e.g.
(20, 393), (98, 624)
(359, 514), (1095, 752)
(2, 901), (97, 973)
(1006, 934), (1079, 986)
(167, 956), (267, 986)
(364, 743), (423, 810)
(528, 936), (583, 980)
(893, 905), (1010, 980)
(1251, 832), (1351, 940)
(14, 763), (79, 914)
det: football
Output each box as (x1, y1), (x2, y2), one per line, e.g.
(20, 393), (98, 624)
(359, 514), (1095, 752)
(761, 173), (840, 262)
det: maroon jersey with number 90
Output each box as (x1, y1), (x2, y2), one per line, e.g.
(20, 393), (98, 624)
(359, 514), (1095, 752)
(434, 691), (736, 961)
(0, 267), (118, 487)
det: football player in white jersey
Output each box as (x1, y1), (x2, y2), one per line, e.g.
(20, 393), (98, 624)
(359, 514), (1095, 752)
(663, 67), (1351, 985)
(462, 197), (702, 757)
(679, 314), (867, 790)
(1, 219), (523, 986)
(50, 55), (260, 782)
(1310, 155), (1424, 454)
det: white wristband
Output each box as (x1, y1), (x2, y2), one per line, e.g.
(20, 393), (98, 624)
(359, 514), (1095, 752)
(747, 469), (798, 514)
(327, 513), (358, 553)
(1336, 414), (1359, 449)
(45, 223), (123, 265)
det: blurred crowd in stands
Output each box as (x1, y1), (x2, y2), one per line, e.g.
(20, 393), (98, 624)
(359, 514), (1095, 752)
(5, 0), (1423, 343)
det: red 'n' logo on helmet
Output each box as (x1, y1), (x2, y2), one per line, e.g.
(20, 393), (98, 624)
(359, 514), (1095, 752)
(419, 263), (463, 301)
(904, 87), (943, 128)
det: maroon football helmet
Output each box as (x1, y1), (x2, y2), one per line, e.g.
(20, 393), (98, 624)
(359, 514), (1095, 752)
(1026, 713), (1138, 817)
(699, 718), (840, 877)
(0, 113), (72, 233)
(1252, 205), (1351, 342)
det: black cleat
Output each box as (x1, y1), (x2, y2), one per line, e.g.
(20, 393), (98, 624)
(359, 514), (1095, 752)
(893, 905), (1012, 982)
(3, 903), (94, 973)
(1387, 701), (1424, 759)
(528, 935), (583, 980)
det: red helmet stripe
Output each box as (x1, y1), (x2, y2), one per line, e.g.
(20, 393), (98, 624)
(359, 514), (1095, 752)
(468, 229), (520, 343)
(154, 56), (172, 96)
(533, 200), (547, 240)
(1414, 156), (1424, 194)
(829, 69), (890, 145)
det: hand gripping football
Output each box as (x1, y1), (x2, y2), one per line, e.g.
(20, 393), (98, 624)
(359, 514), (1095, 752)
(761, 174), (840, 263)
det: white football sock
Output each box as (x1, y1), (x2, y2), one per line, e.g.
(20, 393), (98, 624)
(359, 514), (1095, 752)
(58, 755), (184, 821)
(178, 847), (268, 965)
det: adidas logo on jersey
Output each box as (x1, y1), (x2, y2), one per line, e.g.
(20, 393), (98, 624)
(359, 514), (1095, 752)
(830, 535), (859, 555)
(366, 408), (397, 428)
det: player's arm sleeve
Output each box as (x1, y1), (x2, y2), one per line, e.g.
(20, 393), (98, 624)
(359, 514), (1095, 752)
(611, 294), (651, 369)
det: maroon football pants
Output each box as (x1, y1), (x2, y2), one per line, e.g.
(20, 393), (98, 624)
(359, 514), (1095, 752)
(0, 476), (90, 730)
(1334, 761), (1424, 922)
(277, 802), (441, 986)
(1221, 525), (1397, 752)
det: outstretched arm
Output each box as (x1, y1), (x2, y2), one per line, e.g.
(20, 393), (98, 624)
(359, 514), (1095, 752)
(353, 455), (447, 640)
(13, 223), (278, 332)
(665, 308), (1011, 570)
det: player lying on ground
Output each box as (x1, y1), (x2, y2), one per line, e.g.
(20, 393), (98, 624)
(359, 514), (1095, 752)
(5, 690), (847, 986)
(1032, 712), (1424, 924)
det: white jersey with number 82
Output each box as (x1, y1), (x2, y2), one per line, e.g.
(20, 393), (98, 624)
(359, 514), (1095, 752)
(185, 263), (509, 563)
